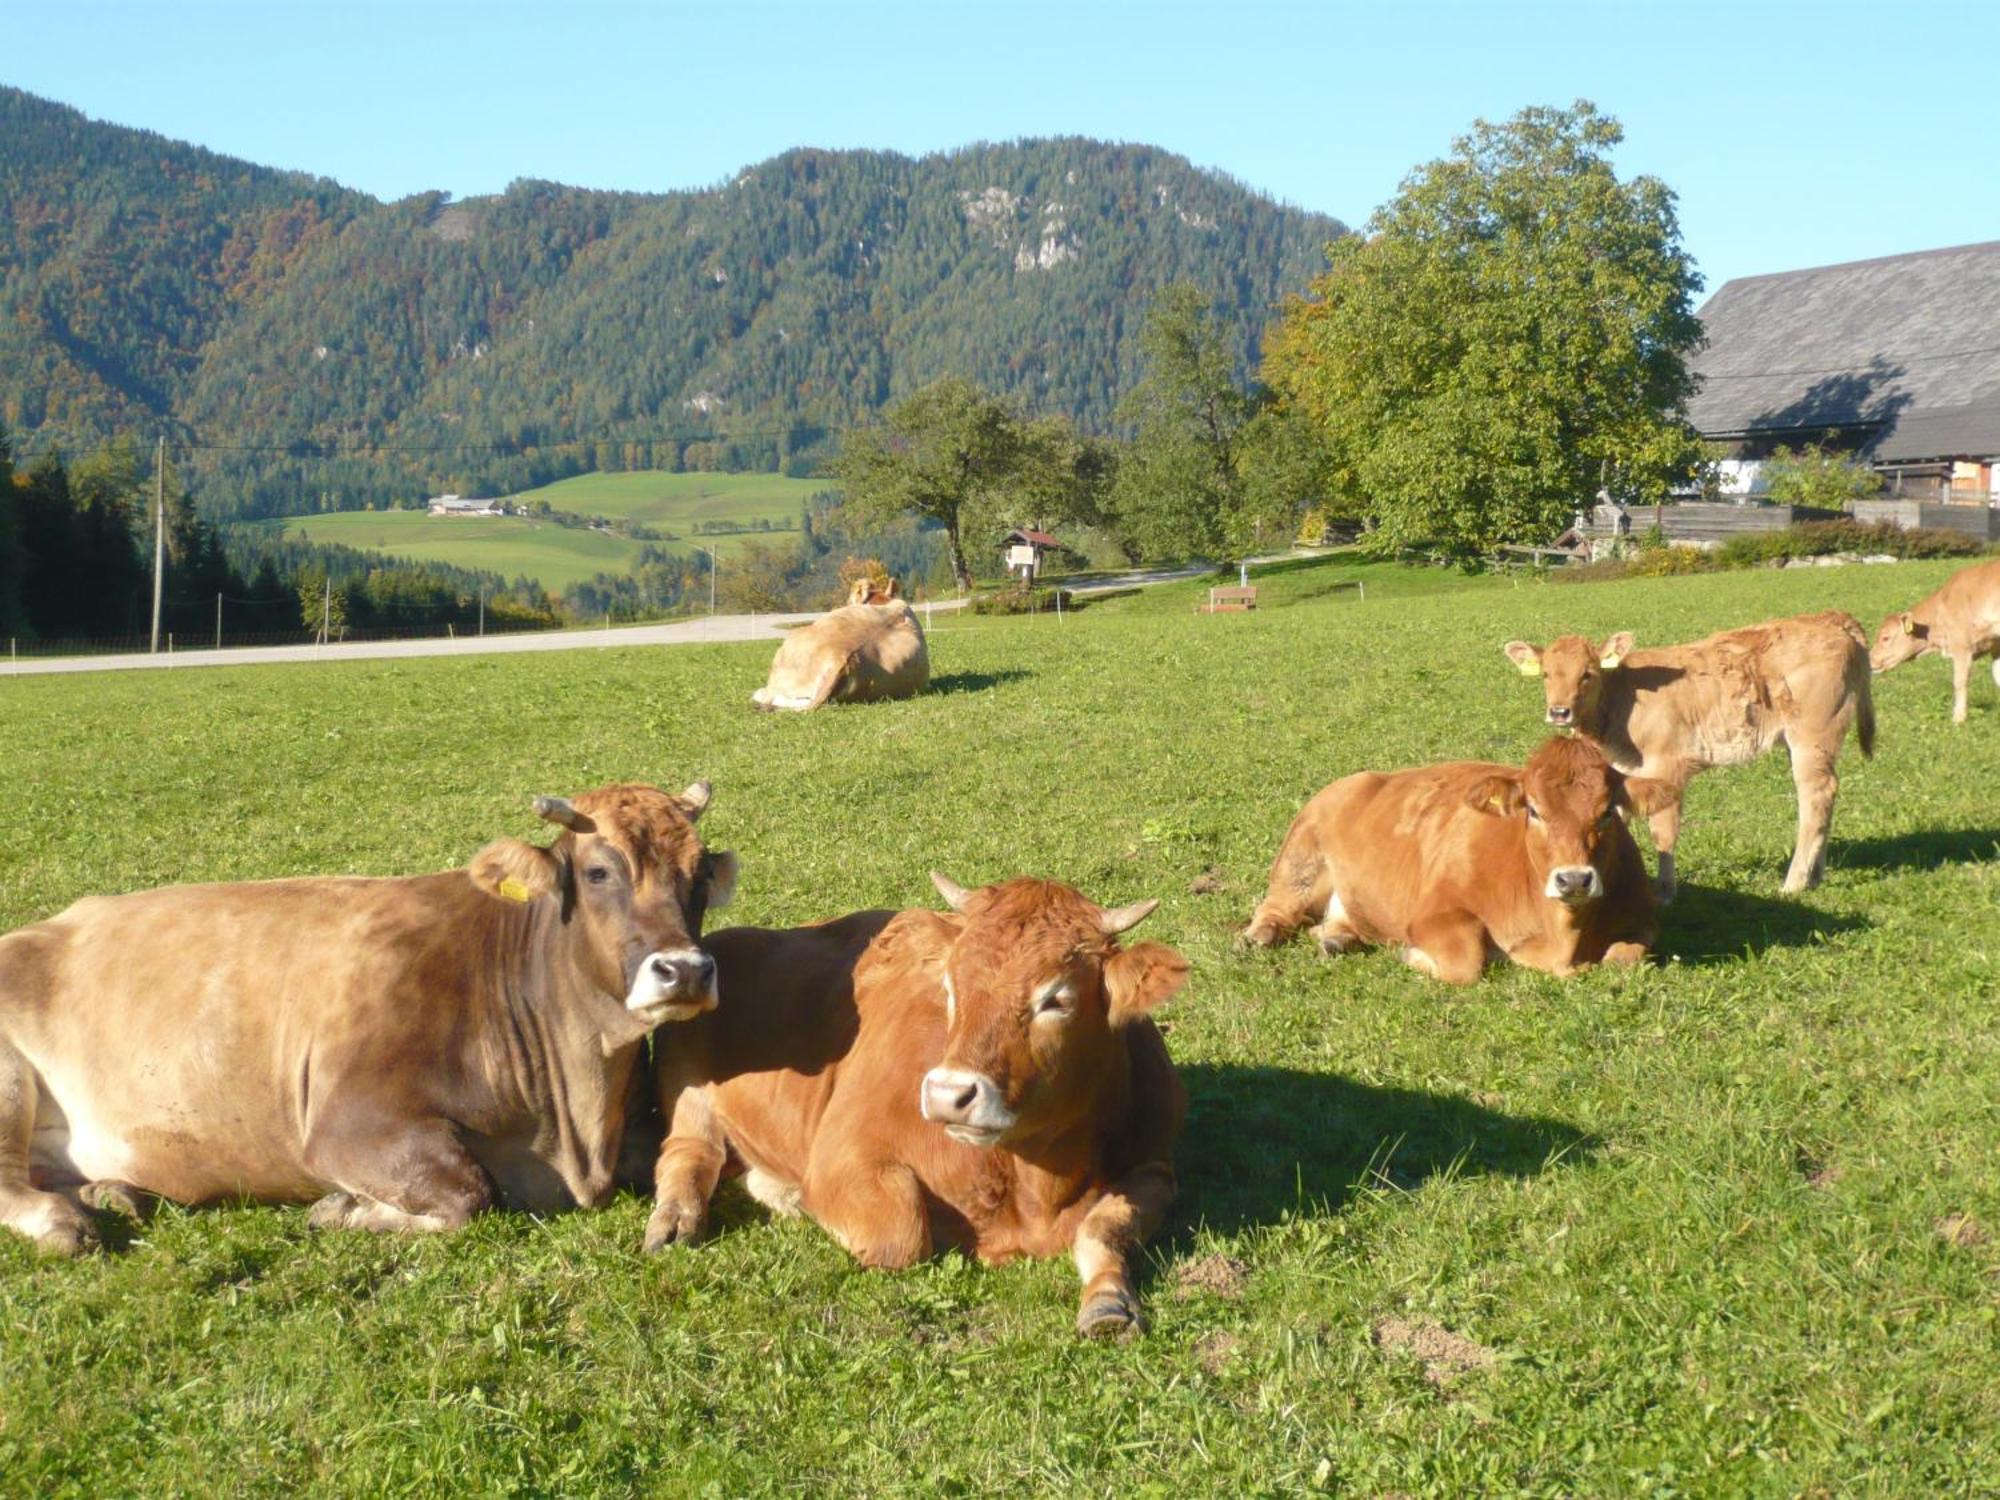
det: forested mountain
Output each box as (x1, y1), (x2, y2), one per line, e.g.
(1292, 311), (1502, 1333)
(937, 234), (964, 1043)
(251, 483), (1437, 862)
(0, 87), (1346, 518)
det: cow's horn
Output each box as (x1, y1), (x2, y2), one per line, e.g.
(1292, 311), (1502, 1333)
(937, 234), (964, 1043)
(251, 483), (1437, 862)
(680, 780), (713, 819)
(533, 795), (592, 832)
(930, 871), (972, 911)
(1099, 897), (1159, 935)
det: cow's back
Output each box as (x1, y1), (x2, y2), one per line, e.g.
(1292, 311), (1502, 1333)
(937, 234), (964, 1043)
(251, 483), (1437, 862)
(1316, 763), (1511, 945)
(1936, 558), (2000, 642)
(0, 872), (497, 1203)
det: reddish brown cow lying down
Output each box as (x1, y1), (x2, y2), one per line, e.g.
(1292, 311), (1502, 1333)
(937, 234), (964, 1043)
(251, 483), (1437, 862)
(1870, 557), (2000, 724)
(1243, 737), (1668, 983)
(646, 875), (1187, 1338)
(0, 782), (734, 1254)
(1504, 612), (1874, 896)
(752, 576), (929, 711)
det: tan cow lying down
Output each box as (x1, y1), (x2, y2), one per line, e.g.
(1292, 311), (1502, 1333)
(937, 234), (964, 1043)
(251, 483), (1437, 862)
(1504, 611), (1875, 897)
(1243, 736), (1668, 983)
(1870, 557), (2000, 724)
(0, 782), (736, 1255)
(752, 577), (929, 711)
(646, 875), (1187, 1338)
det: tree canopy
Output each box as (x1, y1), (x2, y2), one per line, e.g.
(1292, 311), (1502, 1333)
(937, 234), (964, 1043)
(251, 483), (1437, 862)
(1264, 101), (1705, 555)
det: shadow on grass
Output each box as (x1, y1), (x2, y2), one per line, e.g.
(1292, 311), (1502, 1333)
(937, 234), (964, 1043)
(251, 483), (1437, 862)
(1658, 881), (1868, 967)
(927, 670), (1031, 696)
(1832, 827), (2000, 873)
(1170, 1063), (1598, 1241)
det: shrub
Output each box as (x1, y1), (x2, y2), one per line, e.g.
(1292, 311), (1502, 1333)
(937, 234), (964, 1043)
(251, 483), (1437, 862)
(1552, 543), (1715, 585)
(1716, 520), (1986, 568)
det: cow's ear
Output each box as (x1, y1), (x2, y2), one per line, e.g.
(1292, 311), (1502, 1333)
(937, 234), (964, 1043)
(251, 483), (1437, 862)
(1503, 640), (1543, 677)
(1104, 941), (1189, 1026)
(704, 850), (739, 910)
(1599, 631), (1635, 670)
(470, 838), (560, 903)
(1466, 774), (1525, 818)
(882, 907), (961, 983)
(1901, 612), (1922, 637)
(1616, 775), (1678, 819)
(885, 577), (901, 599)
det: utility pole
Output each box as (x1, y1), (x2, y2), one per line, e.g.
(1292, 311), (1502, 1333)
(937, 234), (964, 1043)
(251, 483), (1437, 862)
(322, 576), (331, 645)
(215, 592), (222, 650)
(698, 545), (718, 614)
(149, 435), (166, 653)
(478, 590), (485, 637)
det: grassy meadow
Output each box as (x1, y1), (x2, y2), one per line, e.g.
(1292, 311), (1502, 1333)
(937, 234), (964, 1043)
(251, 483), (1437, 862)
(2, 554), (1997, 1494)
(264, 511), (643, 592)
(507, 470), (828, 533)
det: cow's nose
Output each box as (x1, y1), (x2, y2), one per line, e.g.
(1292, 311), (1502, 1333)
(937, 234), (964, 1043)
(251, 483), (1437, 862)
(650, 950), (717, 993)
(922, 1074), (980, 1123)
(1550, 866), (1598, 899)
(1547, 705), (1574, 725)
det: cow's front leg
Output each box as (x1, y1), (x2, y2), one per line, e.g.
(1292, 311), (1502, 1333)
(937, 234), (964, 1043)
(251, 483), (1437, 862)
(1403, 913), (1490, 984)
(1645, 789), (1687, 902)
(805, 1157), (930, 1269)
(1072, 1160), (1176, 1340)
(1951, 648), (1974, 725)
(645, 1084), (727, 1251)
(0, 1041), (95, 1255)
(304, 1115), (493, 1234)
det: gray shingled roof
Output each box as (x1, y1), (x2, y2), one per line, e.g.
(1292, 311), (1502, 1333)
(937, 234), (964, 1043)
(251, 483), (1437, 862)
(1687, 241), (2000, 462)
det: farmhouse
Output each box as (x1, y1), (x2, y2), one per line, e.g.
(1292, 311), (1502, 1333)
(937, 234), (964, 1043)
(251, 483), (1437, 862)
(1688, 242), (2000, 527)
(427, 494), (504, 517)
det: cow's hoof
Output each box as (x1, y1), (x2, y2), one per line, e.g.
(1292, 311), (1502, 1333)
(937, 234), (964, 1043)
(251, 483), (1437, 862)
(34, 1204), (100, 1257)
(307, 1191), (360, 1231)
(643, 1202), (708, 1252)
(1076, 1287), (1142, 1341)
(1237, 922), (1280, 949)
(1652, 879), (1678, 905)
(80, 1181), (151, 1222)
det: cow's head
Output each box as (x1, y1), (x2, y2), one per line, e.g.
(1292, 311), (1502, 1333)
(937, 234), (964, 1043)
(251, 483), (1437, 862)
(848, 576), (900, 607)
(1869, 609), (1931, 673)
(469, 781), (738, 1027)
(1465, 737), (1671, 906)
(915, 876), (1187, 1148)
(1503, 632), (1633, 730)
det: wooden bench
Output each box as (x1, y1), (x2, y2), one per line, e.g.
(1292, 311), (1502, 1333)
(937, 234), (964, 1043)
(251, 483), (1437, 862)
(1198, 584), (1259, 614)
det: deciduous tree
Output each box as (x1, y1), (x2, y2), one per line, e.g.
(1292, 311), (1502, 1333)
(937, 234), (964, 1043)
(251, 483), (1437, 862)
(1264, 101), (1705, 556)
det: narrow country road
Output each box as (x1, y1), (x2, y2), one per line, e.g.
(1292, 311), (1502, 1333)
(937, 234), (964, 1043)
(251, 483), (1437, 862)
(0, 561), (1246, 679)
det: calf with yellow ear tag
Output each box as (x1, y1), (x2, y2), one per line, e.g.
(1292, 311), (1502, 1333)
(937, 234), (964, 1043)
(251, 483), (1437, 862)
(1869, 558), (2000, 725)
(1502, 612), (1874, 897)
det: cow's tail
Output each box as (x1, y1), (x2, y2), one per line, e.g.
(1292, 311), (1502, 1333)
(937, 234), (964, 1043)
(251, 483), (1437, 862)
(1851, 639), (1877, 759)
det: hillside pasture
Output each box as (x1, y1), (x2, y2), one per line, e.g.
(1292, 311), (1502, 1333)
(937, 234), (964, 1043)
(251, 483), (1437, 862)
(1, 556), (1997, 1493)
(264, 510), (642, 592)
(508, 470), (829, 538)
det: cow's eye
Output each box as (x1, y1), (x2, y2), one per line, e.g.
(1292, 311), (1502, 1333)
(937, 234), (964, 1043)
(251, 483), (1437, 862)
(585, 866), (611, 885)
(1525, 803), (1542, 823)
(1033, 990), (1072, 1020)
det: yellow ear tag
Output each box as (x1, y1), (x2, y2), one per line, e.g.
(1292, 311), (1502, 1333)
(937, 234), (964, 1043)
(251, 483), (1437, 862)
(498, 878), (533, 904)
(1901, 615), (1917, 636)
(1600, 653), (1623, 670)
(1488, 792), (1507, 811)
(1517, 659), (1542, 678)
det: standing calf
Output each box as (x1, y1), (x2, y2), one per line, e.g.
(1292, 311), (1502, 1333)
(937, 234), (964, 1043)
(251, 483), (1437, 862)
(647, 875), (1186, 1338)
(1869, 558), (2000, 724)
(1243, 736), (1667, 983)
(1504, 611), (1874, 896)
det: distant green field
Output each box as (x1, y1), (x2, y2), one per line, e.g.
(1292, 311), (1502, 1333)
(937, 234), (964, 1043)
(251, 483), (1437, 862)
(509, 471), (831, 535)
(266, 512), (642, 592)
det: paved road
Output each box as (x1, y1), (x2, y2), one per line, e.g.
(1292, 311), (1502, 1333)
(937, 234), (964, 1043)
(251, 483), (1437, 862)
(0, 560), (1243, 679)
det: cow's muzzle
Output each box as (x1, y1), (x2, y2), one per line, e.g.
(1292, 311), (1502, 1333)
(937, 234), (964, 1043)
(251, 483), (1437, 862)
(1544, 865), (1603, 904)
(1546, 705), (1575, 726)
(919, 1067), (1016, 1146)
(624, 948), (719, 1024)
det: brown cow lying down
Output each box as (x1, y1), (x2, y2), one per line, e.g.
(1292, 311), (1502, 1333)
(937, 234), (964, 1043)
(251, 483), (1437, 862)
(1504, 611), (1875, 897)
(1870, 557), (2000, 724)
(1242, 736), (1668, 983)
(646, 875), (1187, 1339)
(752, 576), (929, 711)
(0, 781), (736, 1255)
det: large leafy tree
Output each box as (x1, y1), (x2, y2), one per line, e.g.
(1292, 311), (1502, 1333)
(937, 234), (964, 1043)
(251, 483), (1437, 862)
(833, 378), (1024, 592)
(1264, 102), (1705, 555)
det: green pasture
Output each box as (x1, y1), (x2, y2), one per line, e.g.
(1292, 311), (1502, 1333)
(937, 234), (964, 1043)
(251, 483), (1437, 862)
(266, 510), (643, 592)
(2, 555), (1997, 1494)
(508, 470), (828, 534)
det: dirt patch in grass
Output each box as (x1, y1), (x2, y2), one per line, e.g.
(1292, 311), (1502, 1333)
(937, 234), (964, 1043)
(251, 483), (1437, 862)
(1936, 1213), (1988, 1249)
(1193, 1330), (1240, 1375)
(1372, 1317), (1497, 1387)
(1188, 867), (1227, 895)
(1171, 1254), (1250, 1301)
(1796, 1151), (1842, 1189)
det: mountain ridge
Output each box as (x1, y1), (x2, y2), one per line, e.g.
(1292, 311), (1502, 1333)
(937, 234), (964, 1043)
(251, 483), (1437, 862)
(0, 87), (1348, 516)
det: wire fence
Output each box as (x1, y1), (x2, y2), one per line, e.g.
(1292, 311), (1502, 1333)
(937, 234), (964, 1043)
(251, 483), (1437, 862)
(3, 617), (570, 662)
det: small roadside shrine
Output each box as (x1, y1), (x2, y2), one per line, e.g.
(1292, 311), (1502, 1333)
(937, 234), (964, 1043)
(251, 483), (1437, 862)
(1000, 528), (1061, 582)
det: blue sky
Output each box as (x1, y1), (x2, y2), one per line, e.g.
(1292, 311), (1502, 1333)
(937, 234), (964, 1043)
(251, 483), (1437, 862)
(8, 0), (1998, 298)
